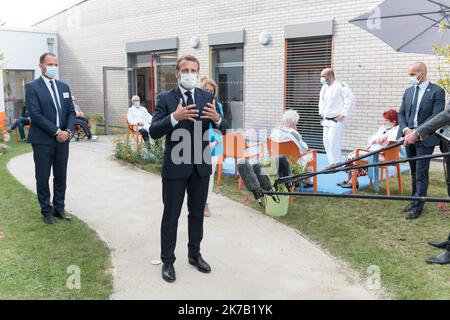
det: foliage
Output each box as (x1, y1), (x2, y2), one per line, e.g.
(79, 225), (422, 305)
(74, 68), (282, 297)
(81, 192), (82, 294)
(85, 114), (104, 124)
(433, 21), (450, 94)
(113, 134), (165, 168)
(0, 144), (10, 155)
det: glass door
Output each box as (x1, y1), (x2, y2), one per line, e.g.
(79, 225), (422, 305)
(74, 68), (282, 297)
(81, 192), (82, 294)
(133, 51), (177, 114)
(212, 46), (244, 130)
(2, 69), (34, 125)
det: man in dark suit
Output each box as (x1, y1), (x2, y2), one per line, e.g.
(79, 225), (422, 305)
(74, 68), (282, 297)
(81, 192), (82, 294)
(25, 53), (76, 225)
(404, 102), (450, 265)
(398, 62), (445, 219)
(150, 55), (227, 283)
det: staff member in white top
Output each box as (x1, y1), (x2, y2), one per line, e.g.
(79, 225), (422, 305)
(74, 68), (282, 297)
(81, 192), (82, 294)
(318, 68), (356, 168)
(127, 95), (153, 144)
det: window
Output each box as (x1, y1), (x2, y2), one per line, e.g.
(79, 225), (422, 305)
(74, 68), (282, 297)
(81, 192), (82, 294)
(285, 36), (332, 151)
(2, 69), (34, 125)
(212, 46), (244, 130)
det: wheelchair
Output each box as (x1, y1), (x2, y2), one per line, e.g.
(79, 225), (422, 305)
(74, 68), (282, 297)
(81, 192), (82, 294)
(70, 123), (87, 142)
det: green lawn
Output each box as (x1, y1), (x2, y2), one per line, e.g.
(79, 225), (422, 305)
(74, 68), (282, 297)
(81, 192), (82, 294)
(118, 143), (450, 300)
(0, 142), (113, 300)
(214, 170), (450, 300)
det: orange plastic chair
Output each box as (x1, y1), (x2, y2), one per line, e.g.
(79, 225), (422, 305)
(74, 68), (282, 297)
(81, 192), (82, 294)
(379, 143), (403, 196)
(216, 132), (264, 189)
(351, 148), (371, 194)
(13, 118), (31, 142)
(0, 112), (6, 142)
(351, 143), (402, 196)
(267, 139), (318, 193)
(267, 139), (318, 204)
(126, 119), (143, 151)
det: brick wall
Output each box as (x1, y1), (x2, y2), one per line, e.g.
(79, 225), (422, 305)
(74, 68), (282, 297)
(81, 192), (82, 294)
(36, 0), (447, 149)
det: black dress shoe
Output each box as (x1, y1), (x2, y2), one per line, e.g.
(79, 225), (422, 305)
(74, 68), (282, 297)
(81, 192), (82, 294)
(428, 240), (449, 250)
(162, 263), (176, 283)
(42, 215), (56, 225)
(426, 251), (450, 265)
(189, 255), (211, 273)
(402, 203), (415, 213)
(406, 209), (422, 220)
(53, 212), (72, 222)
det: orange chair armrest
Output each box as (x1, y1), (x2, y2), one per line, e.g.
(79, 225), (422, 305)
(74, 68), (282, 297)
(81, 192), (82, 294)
(355, 148), (369, 157)
(299, 149), (317, 158)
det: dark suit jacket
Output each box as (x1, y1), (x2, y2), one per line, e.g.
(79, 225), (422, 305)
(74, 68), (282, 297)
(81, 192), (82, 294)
(25, 77), (76, 146)
(397, 82), (445, 147)
(150, 87), (228, 180)
(417, 102), (450, 139)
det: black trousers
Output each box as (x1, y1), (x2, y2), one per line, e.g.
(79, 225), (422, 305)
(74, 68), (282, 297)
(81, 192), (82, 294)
(440, 141), (450, 250)
(406, 141), (435, 210)
(32, 143), (69, 216)
(75, 118), (92, 140)
(161, 169), (210, 264)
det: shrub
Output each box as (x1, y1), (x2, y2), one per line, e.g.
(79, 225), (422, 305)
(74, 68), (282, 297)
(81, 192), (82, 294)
(113, 135), (165, 167)
(0, 144), (10, 155)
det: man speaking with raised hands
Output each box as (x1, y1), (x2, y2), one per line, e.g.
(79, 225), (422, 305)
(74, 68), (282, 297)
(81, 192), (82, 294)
(150, 55), (227, 283)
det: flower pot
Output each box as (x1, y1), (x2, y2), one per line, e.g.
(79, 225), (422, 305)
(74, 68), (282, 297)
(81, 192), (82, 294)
(265, 194), (289, 217)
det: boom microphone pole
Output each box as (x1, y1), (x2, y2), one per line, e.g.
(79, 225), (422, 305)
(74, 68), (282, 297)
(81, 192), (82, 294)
(264, 191), (450, 204)
(275, 151), (450, 187)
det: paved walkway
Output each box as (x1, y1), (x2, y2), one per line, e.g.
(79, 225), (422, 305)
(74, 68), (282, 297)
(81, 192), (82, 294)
(8, 137), (380, 300)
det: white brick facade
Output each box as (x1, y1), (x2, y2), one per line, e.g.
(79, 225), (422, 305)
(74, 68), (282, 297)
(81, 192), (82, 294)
(35, 0), (447, 150)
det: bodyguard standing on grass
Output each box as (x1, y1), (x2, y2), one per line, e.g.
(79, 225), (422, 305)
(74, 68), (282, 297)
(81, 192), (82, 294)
(398, 62), (445, 220)
(404, 102), (450, 265)
(25, 53), (76, 225)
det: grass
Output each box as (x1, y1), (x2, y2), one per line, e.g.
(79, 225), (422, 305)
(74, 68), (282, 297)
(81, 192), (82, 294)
(116, 142), (450, 300)
(0, 142), (113, 300)
(214, 170), (450, 300)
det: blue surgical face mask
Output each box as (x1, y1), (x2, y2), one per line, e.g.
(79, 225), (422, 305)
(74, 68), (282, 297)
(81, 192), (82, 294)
(45, 66), (58, 79)
(320, 77), (328, 85)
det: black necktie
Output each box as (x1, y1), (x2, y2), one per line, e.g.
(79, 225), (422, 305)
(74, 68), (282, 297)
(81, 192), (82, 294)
(409, 85), (420, 128)
(50, 80), (62, 125)
(185, 91), (194, 106)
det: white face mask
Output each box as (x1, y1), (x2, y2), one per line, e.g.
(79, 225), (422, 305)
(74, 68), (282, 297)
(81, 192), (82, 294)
(320, 77), (328, 85)
(45, 66), (58, 79)
(179, 72), (198, 90)
(133, 102), (141, 108)
(384, 123), (394, 130)
(409, 74), (420, 86)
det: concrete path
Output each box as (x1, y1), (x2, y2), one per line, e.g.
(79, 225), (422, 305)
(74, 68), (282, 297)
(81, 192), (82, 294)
(8, 137), (380, 300)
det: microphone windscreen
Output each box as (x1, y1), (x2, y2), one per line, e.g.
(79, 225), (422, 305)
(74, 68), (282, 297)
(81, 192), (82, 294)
(277, 156), (292, 178)
(252, 163), (273, 192)
(237, 160), (261, 193)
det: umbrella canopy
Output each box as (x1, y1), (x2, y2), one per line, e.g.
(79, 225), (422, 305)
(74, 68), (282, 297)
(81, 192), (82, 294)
(349, 0), (450, 54)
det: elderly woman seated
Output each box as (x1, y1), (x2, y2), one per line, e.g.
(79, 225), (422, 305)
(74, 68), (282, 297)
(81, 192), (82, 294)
(270, 109), (314, 187)
(338, 109), (400, 189)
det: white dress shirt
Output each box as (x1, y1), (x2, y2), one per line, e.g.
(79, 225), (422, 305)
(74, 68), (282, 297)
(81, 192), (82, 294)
(170, 85), (222, 127)
(41, 75), (62, 130)
(318, 80), (356, 126)
(127, 105), (153, 132)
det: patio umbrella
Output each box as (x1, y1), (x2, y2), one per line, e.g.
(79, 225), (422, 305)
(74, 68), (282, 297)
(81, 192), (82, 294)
(349, 0), (450, 54)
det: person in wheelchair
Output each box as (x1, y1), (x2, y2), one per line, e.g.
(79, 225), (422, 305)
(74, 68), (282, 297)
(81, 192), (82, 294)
(72, 96), (99, 141)
(127, 95), (152, 146)
(8, 106), (31, 142)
